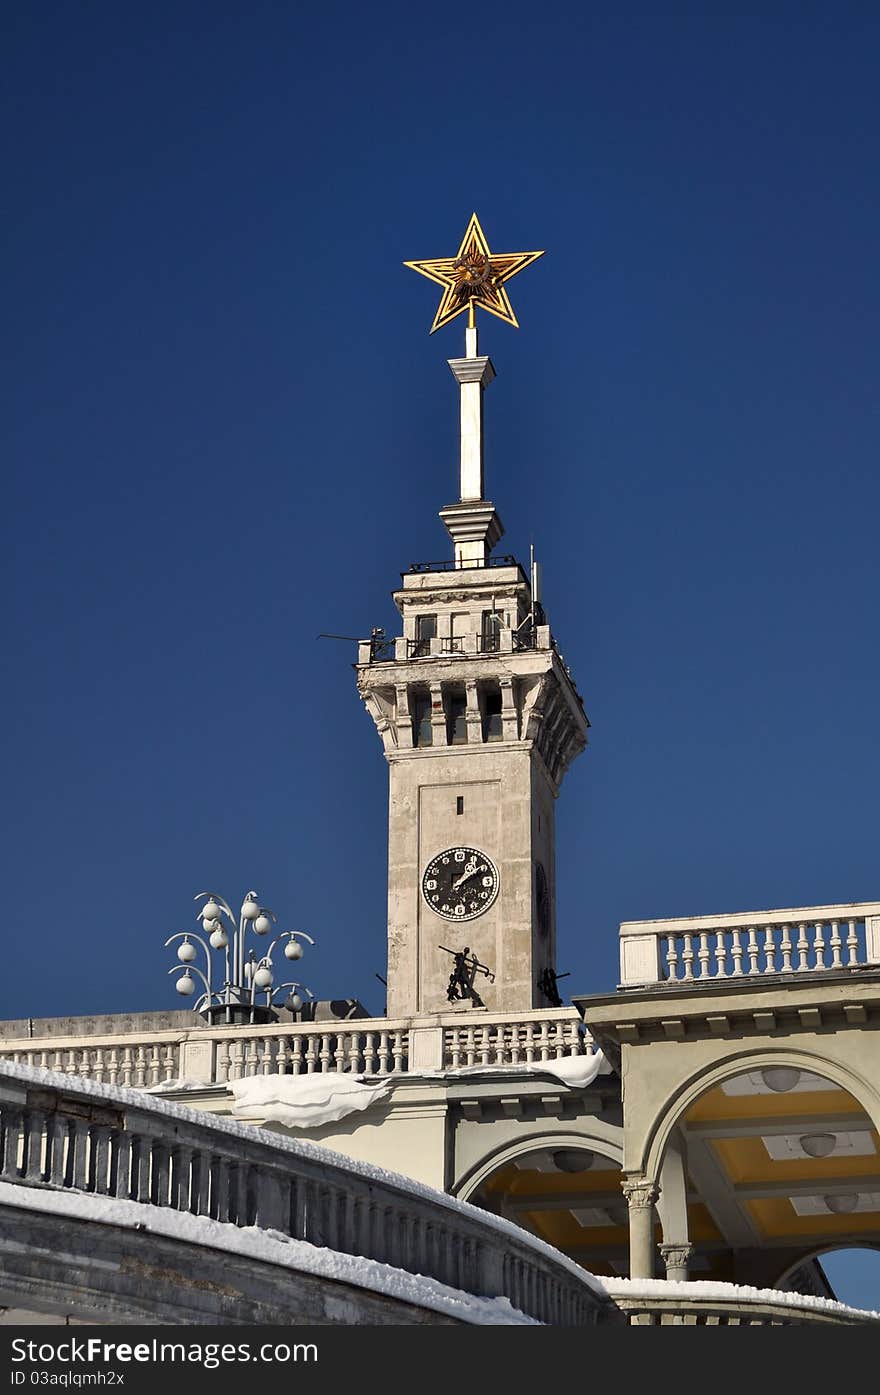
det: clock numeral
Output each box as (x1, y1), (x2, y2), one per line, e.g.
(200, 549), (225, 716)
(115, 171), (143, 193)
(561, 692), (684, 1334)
(454, 905), (465, 915)
(454, 850), (466, 862)
(425, 879), (437, 890)
(482, 877), (493, 887)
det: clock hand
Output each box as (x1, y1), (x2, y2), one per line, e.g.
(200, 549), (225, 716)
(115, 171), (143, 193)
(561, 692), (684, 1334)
(452, 861), (479, 890)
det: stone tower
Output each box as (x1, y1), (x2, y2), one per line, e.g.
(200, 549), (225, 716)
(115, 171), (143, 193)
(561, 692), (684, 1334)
(357, 274), (588, 1019)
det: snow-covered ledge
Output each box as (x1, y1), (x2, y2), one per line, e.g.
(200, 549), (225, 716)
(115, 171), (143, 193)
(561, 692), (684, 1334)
(599, 1277), (880, 1326)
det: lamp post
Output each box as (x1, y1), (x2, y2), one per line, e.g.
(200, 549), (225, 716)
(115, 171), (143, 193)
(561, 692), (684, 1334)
(165, 890), (316, 1025)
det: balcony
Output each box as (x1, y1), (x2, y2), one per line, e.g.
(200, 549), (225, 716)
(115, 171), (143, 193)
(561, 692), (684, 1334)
(618, 901), (880, 989)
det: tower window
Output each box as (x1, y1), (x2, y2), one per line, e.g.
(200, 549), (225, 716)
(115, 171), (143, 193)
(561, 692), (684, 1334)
(446, 688), (468, 745)
(412, 613), (436, 657)
(456, 796), (464, 815)
(481, 610), (503, 653)
(411, 690), (432, 747)
(483, 686), (503, 742)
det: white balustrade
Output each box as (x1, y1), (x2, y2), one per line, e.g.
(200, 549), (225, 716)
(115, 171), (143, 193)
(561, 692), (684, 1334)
(619, 902), (880, 987)
(0, 1009), (590, 1087)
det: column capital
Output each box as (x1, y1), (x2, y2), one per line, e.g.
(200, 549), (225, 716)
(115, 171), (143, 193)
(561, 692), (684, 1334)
(659, 1242), (694, 1273)
(622, 1177), (660, 1210)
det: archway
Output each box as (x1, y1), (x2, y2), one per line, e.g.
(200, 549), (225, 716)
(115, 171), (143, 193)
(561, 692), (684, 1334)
(462, 1138), (628, 1278)
(643, 1056), (880, 1293)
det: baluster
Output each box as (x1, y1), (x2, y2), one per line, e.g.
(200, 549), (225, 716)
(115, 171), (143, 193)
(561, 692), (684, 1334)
(813, 921), (827, 970)
(333, 1034), (347, 1072)
(780, 924), (793, 972)
(164, 1045), (177, 1080)
(190, 1150), (210, 1215)
(244, 1038), (260, 1077)
(171, 1145), (192, 1210)
(747, 927), (760, 975)
(275, 1035), (290, 1075)
(846, 919), (860, 966)
(763, 926), (777, 974)
(393, 1030), (406, 1072)
(377, 1030), (391, 1072)
(796, 923), (810, 971)
(348, 1033), (363, 1074)
(109, 1132), (132, 1198)
(151, 1142), (171, 1205)
(697, 932), (711, 979)
(134, 1047), (146, 1088)
(148, 1047), (161, 1086)
(120, 1047), (134, 1087)
(362, 1032), (377, 1075)
(681, 934), (695, 981)
(291, 1035), (306, 1075)
(0, 1108), (24, 1177)
(69, 1121), (90, 1190)
(259, 1035), (274, 1075)
(130, 1136), (151, 1202)
(730, 929), (744, 976)
(230, 1041), (245, 1081)
(829, 919), (843, 969)
(523, 1022), (536, 1064)
(77, 1050), (91, 1080)
(107, 1048), (120, 1085)
(464, 1026), (477, 1067)
(316, 1033), (331, 1073)
(46, 1113), (68, 1186)
(235, 1165), (251, 1225)
(89, 1125), (112, 1194)
(93, 1049), (106, 1083)
(665, 935), (679, 980)
(24, 1109), (46, 1182)
(217, 1039), (232, 1083)
(480, 1026), (492, 1066)
(714, 931), (728, 978)
(211, 1158), (231, 1221)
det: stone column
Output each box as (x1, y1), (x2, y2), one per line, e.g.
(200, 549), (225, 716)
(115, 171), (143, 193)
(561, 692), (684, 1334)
(659, 1242), (694, 1282)
(622, 1178), (660, 1280)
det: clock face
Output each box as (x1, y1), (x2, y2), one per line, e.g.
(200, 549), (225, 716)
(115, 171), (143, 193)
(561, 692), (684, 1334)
(422, 846), (500, 922)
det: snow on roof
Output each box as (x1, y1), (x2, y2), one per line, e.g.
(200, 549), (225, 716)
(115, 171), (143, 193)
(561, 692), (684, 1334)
(0, 1060), (607, 1299)
(0, 1180), (538, 1326)
(229, 1072), (393, 1128)
(597, 1276), (880, 1322)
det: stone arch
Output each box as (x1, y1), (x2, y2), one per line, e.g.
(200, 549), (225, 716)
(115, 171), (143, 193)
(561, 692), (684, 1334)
(775, 1242), (880, 1291)
(454, 1124), (624, 1202)
(641, 1046), (880, 1185)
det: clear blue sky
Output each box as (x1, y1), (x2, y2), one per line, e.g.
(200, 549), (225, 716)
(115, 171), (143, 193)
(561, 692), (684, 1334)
(4, 11), (878, 1019)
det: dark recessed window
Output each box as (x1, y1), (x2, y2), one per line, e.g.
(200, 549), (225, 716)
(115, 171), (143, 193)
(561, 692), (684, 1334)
(411, 690), (432, 747)
(413, 613), (437, 657)
(446, 689), (468, 745)
(456, 796), (464, 815)
(481, 610), (503, 652)
(483, 687), (503, 741)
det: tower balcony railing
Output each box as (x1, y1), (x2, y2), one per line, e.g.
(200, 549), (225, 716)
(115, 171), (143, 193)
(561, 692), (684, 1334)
(366, 626), (554, 665)
(618, 901), (880, 988)
(0, 1007), (596, 1089)
(405, 555), (524, 576)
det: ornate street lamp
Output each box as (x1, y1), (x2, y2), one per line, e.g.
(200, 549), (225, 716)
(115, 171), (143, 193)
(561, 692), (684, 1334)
(165, 889), (316, 1025)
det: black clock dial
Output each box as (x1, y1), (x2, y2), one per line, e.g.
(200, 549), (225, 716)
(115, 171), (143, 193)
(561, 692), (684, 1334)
(422, 846), (499, 922)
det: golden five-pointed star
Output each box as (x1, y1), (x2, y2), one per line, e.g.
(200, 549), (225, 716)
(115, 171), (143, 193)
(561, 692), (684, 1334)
(404, 213), (545, 334)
